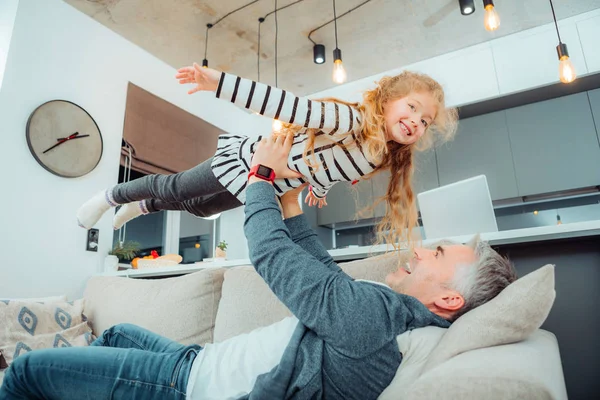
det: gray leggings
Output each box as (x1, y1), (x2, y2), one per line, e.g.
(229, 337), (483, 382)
(111, 158), (242, 217)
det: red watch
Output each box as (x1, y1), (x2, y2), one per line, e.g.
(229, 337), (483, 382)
(248, 164), (276, 183)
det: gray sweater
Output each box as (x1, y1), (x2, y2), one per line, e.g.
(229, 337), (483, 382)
(242, 182), (451, 399)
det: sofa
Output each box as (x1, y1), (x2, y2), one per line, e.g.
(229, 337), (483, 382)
(0, 252), (568, 399)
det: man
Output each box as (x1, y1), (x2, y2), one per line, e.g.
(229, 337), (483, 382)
(0, 134), (517, 399)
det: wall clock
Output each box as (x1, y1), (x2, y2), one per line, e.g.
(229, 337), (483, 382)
(26, 100), (103, 178)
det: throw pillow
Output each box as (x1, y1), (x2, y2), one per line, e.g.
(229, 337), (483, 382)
(0, 296), (67, 367)
(421, 264), (556, 373)
(83, 268), (226, 346)
(0, 299), (94, 367)
(0, 295), (67, 303)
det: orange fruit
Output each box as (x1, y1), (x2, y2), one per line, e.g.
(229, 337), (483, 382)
(131, 257), (140, 269)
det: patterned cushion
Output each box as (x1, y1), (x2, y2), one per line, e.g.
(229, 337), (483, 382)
(0, 299), (94, 367)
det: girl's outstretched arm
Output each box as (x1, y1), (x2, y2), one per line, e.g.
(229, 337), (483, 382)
(179, 67), (362, 134)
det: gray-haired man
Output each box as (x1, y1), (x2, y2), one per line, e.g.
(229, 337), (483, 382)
(1, 134), (516, 400)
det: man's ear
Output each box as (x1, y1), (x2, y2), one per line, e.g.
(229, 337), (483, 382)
(434, 292), (465, 311)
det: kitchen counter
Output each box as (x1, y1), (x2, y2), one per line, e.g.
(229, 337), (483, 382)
(102, 219), (600, 277)
(329, 219), (600, 261)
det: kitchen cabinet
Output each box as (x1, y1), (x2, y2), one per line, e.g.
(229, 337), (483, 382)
(436, 110), (519, 200)
(505, 92), (600, 196)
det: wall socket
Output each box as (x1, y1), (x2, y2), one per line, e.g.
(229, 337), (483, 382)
(86, 228), (99, 252)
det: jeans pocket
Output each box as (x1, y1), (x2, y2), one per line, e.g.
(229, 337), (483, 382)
(170, 347), (198, 390)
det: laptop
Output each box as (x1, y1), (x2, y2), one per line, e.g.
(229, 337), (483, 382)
(417, 175), (498, 240)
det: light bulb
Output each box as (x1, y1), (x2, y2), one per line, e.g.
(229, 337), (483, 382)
(195, 243), (200, 249)
(200, 213), (221, 220)
(558, 56), (576, 83)
(272, 119), (282, 132)
(484, 4), (500, 31)
(333, 59), (347, 84)
(464, 6), (473, 14)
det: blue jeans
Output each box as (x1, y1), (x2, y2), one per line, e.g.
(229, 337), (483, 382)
(0, 323), (201, 400)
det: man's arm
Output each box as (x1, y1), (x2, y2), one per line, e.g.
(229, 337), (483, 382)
(280, 186), (339, 271)
(245, 182), (439, 356)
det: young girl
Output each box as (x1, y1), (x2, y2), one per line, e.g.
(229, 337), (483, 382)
(77, 62), (457, 248)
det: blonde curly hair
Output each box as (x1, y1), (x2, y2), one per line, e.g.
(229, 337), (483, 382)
(279, 70), (458, 250)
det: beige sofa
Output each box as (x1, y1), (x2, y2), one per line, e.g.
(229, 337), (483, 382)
(0, 253), (568, 399)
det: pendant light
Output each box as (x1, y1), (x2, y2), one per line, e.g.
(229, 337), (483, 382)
(331, 0), (347, 84)
(202, 23), (213, 68)
(549, 0), (576, 84)
(313, 44), (326, 64)
(459, 0), (475, 15)
(483, 0), (500, 31)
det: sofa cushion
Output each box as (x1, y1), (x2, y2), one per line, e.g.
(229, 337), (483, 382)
(83, 269), (225, 346)
(0, 299), (93, 367)
(378, 326), (447, 400)
(0, 295), (67, 303)
(422, 264), (556, 373)
(214, 266), (292, 342)
(213, 253), (404, 342)
(404, 329), (567, 400)
(0, 296), (67, 370)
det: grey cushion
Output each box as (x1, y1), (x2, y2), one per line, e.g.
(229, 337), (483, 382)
(83, 269), (225, 346)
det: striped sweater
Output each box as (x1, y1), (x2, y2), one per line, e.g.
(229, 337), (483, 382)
(211, 72), (380, 203)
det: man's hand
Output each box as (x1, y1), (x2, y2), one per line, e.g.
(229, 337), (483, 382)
(305, 187), (328, 208)
(250, 134), (304, 180)
(175, 63), (220, 94)
(280, 183), (308, 219)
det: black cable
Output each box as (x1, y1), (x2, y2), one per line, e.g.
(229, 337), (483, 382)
(204, 24), (212, 60)
(204, 0), (261, 66)
(333, 0), (338, 48)
(275, 0), (278, 87)
(263, 0), (305, 19)
(258, 19), (263, 81)
(212, 0), (260, 27)
(308, 0), (372, 45)
(548, 0), (562, 43)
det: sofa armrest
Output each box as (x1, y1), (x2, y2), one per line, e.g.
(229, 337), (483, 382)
(402, 329), (567, 400)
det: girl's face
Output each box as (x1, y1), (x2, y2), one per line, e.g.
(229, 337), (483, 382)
(383, 91), (438, 145)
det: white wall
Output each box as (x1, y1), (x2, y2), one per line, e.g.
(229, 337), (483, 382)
(0, 0), (266, 299)
(310, 9), (600, 106)
(1, 1), (599, 299)
(0, 0), (19, 90)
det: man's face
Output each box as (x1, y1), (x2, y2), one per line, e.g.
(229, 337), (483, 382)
(385, 244), (477, 316)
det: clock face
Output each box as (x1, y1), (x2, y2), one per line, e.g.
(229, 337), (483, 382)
(26, 100), (103, 178)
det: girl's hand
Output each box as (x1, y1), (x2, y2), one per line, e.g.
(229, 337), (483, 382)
(280, 183), (309, 219)
(304, 188), (327, 208)
(251, 134), (304, 180)
(175, 63), (220, 94)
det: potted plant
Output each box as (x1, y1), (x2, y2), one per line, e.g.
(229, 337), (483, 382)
(105, 241), (140, 272)
(215, 240), (227, 259)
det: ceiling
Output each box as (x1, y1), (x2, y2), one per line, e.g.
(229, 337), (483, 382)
(65, 0), (600, 95)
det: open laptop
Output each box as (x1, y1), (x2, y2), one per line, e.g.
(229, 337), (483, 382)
(417, 175), (498, 240)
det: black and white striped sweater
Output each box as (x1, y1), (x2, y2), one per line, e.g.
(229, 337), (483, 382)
(211, 72), (380, 203)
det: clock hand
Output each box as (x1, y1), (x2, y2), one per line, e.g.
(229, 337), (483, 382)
(56, 134), (90, 141)
(42, 132), (82, 154)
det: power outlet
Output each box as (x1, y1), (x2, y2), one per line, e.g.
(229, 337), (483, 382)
(86, 228), (99, 252)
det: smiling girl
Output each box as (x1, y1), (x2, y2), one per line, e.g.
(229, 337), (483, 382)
(77, 64), (457, 248)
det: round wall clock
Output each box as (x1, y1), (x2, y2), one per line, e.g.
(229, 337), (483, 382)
(26, 100), (103, 178)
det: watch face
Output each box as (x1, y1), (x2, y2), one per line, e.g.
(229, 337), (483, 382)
(26, 100), (103, 178)
(257, 165), (272, 178)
